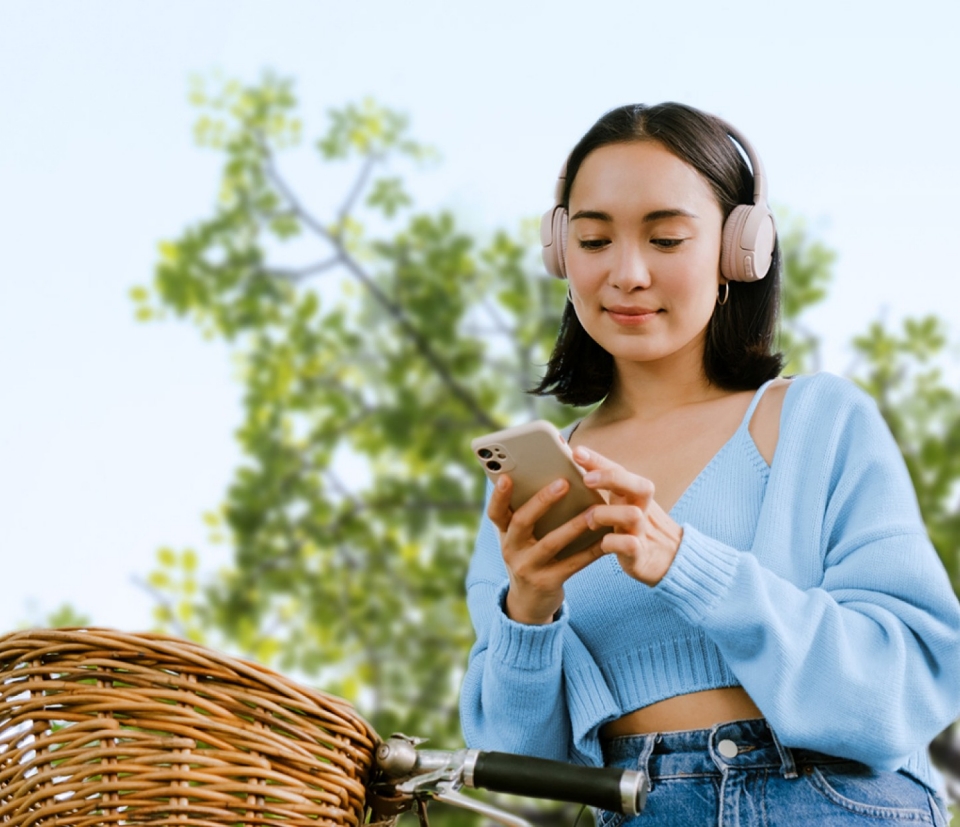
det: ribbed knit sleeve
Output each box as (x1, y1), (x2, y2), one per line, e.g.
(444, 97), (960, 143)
(459, 485), (619, 766)
(653, 375), (960, 771)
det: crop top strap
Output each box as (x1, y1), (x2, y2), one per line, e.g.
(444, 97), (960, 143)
(738, 378), (779, 433)
(563, 421), (581, 441)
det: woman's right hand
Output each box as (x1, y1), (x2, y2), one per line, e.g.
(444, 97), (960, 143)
(487, 474), (604, 625)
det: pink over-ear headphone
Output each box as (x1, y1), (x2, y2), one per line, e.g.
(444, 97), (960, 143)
(540, 123), (776, 283)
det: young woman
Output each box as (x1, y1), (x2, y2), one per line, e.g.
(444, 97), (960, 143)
(459, 103), (960, 825)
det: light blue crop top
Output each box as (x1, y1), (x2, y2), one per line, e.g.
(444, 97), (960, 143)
(459, 373), (960, 795)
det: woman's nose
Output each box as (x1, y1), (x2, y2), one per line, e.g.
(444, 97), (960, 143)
(610, 246), (651, 291)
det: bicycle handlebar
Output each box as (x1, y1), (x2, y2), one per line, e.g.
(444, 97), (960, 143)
(468, 750), (647, 816)
(375, 738), (648, 817)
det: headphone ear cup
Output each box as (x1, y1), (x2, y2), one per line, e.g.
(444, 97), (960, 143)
(720, 204), (777, 282)
(540, 205), (569, 279)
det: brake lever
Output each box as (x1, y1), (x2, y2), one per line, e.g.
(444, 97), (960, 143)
(377, 735), (533, 827)
(432, 784), (532, 827)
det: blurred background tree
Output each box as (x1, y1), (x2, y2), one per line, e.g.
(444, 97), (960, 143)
(132, 73), (570, 747)
(130, 74), (960, 798)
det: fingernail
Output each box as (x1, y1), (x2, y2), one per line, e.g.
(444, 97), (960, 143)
(583, 471), (600, 485)
(550, 479), (566, 493)
(496, 476), (509, 490)
(585, 507), (596, 530)
(574, 446), (590, 461)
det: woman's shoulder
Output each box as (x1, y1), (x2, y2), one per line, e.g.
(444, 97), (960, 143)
(778, 372), (898, 473)
(785, 370), (859, 396)
(750, 373), (867, 466)
(783, 371), (879, 423)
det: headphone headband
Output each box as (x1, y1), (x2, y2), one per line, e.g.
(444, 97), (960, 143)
(725, 124), (767, 209)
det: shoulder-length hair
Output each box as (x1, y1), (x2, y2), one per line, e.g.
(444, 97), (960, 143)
(532, 102), (783, 406)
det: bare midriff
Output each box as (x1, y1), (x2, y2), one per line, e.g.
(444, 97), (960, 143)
(600, 687), (763, 739)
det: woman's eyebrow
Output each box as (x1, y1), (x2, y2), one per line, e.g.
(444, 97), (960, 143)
(569, 209), (613, 222)
(568, 208), (699, 222)
(642, 208), (698, 222)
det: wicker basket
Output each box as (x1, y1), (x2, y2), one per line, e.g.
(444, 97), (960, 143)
(0, 628), (378, 827)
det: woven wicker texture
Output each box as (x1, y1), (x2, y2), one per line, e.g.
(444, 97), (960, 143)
(0, 628), (378, 827)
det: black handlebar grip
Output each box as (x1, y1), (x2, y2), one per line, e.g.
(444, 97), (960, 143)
(470, 751), (648, 815)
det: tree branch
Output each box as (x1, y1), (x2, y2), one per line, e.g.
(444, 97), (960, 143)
(260, 144), (337, 245)
(336, 252), (501, 429)
(338, 152), (380, 230)
(481, 297), (516, 337)
(259, 256), (342, 283)
(260, 146), (502, 431)
(324, 466), (361, 505)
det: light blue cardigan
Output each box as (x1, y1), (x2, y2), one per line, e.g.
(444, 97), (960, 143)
(459, 373), (960, 794)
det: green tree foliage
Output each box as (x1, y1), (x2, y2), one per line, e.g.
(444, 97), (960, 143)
(133, 75), (960, 777)
(27, 603), (92, 629)
(133, 74), (570, 746)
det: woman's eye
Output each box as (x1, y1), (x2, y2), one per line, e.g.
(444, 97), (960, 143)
(652, 238), (684, 249)
(578, 238), (609, 250)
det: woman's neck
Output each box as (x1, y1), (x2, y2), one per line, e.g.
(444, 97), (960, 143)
(598, 347), (727, 424)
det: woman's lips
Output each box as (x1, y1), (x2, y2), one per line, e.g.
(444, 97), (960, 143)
(605, 307), (661, 326)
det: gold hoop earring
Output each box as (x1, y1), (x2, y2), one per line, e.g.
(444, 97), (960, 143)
(717, 282), (730, 306)
(566, 285), (573, 303)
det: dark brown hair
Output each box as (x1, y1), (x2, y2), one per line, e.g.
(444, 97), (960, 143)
(532, 102), (783, 406)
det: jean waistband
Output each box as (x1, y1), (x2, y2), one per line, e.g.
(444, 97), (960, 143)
(602, 718), (846, 782)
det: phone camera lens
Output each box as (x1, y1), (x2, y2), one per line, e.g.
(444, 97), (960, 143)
(478, 448), (493, 459)
(486, 460), (502, 472)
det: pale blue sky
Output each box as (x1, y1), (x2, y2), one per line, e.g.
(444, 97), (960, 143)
(1, 0), (958, 634)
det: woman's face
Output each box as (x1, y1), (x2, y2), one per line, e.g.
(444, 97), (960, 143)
(565, 140), (725, 374)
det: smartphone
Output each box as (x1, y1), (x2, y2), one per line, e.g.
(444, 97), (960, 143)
(471, 420), (612, 559)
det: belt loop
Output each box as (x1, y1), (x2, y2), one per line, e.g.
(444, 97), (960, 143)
(768, 725), (799, 779)
(635, 733), (658, 791)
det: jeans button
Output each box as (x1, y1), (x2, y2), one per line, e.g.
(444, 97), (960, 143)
(717, 739), (739, 759)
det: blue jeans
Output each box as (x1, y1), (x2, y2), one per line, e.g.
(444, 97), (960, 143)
(598, 719), (948, 827)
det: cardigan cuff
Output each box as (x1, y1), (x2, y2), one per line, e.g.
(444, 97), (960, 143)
(487, 582), (568, 671)
(653, 524), (741, 624)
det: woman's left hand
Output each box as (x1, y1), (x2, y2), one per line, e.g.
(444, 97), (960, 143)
(573, 445), (684, 586)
